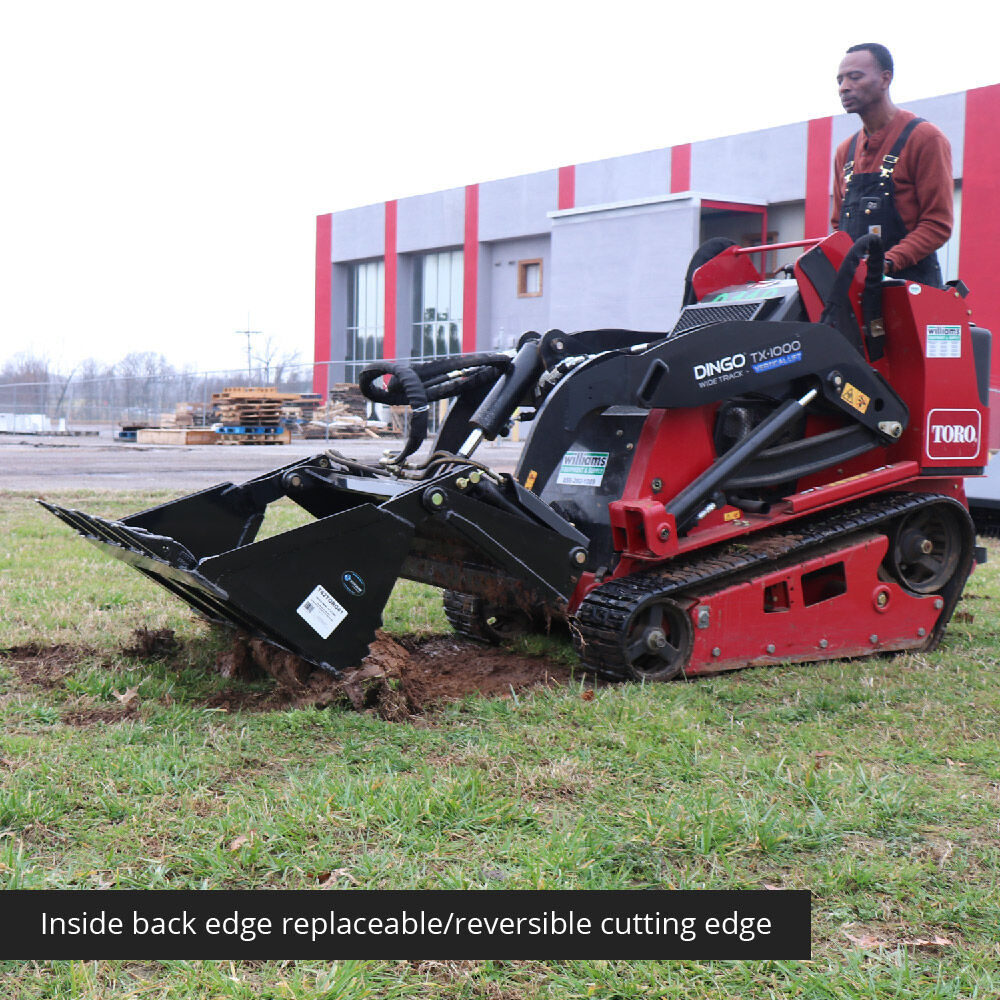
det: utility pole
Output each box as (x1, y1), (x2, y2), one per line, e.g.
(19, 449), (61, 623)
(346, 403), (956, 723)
(236, 313), (261, 384)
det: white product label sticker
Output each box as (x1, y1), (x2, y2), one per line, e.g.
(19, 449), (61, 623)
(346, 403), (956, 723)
(926, 325), (962, 358)
(557, 451), (610, 487)
(908, 283), (922, 295)
(297, 584), (348, 639)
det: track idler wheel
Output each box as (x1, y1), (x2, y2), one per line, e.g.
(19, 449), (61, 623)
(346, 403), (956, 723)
(888, 506), (964, 594)
(621, 597), (694, 682)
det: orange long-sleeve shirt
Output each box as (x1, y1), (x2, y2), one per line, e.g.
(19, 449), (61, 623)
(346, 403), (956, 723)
(831, 110), (953, 271)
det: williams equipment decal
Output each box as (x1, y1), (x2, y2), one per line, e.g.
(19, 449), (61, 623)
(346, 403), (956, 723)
(557, 451), (610, 487)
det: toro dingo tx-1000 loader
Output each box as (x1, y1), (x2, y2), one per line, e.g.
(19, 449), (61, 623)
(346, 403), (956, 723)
(43, 233), (990, 681)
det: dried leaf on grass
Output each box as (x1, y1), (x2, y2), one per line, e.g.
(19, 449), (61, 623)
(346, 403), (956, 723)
(112, 686), (140, 705)
(845, 931), (953, 951)
(319, 868), (359, 888)
(228, 831), (256, 852)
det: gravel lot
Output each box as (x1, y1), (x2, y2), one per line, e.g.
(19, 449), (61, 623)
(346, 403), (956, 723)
(0, 432), (525, 492)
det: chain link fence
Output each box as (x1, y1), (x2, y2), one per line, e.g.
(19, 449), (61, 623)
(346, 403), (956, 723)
(0, 358), (467, 436)
(0, 362), (337, 433)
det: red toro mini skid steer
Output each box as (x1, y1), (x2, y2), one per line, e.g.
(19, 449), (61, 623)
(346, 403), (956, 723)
(43, 232), (990, 681)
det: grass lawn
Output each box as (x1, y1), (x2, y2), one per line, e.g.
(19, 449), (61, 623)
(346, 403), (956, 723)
(1, 489), (999, 998)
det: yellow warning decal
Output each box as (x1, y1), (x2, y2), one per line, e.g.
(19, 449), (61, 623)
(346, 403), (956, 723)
(524, 470), (538, 490)
(723, 509), (743, 522)
(841, 382), (871, 414)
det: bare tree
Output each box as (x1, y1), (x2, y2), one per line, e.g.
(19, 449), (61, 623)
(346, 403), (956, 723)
(0, 353), (53, 413)
(253, 335), (301, 387)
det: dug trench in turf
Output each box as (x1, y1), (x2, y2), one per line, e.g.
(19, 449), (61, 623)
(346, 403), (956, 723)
(209, 631), (576, 720)
(1, 631), (578, 723)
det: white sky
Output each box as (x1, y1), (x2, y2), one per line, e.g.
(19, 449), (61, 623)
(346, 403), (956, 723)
(2, 0), (997, 375)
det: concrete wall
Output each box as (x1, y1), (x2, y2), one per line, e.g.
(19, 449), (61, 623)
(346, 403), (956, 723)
(397, 187), (465, 253)
(548, 198), (701, 333)
(575, 149), (671, 207)
(330, 203), (384, 263)
(479, 172), (558, 242)
(692, 123), (808, 203)
(486, 235), (551, 350)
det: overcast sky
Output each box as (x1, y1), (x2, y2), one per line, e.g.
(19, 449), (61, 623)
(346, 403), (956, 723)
(2, 1), (996, 376)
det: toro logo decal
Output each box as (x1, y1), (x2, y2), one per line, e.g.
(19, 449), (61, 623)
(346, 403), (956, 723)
(926, 409), (981, 461)
(341, 570), (366, 597)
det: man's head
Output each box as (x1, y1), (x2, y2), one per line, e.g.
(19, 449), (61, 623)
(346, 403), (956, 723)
(837, 44), (894, 118)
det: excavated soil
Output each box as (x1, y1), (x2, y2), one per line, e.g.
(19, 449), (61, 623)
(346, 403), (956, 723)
(208, 631), (575, 721)
(2, 643), (85, 689)
(2, 630), (577, 724)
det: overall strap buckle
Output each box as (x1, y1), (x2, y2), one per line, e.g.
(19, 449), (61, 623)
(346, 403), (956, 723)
(879, 153), (899, 179)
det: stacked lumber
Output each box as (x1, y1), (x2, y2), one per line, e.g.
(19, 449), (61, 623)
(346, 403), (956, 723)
(168, 402), (214, 427)
(136, 428), (218, 445)
(211, 387), (291, 428)
(302, 400), (381, 440)
(210, 386), (299, 444)
(329, 383), (369, 418)
(280, 392), (324, 426)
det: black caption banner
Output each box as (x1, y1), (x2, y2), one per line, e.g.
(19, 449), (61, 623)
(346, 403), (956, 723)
(2, 890), (811, 960)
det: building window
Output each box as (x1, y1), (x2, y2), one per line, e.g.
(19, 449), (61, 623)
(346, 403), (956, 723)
(346, 259), (385, 382)
(517, 259), (542, 297)
(411, 250), (463, 360)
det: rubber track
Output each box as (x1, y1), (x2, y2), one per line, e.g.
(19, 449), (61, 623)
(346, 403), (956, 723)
(442, 590), (493, 643)
(573, 492), (972, 680)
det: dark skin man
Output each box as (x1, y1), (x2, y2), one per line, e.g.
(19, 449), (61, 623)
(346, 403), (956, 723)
(836, 49), (897, 271)
(837, 49), (896, 135)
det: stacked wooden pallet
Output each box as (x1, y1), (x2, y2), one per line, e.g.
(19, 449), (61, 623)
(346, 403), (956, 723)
(302, 400), (384, 439)
(211, 387), (300, 444)
(170, 401), (214, 427)
(279, 392), (324, 427)
(329, 383), (369, 418)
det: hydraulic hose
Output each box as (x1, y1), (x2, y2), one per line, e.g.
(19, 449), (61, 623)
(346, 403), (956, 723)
(359, 354), (511, 464)
(468, 339), (543, 440)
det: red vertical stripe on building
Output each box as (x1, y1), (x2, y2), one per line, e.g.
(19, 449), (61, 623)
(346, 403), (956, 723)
(313, 214), (332, 397)
(804, 117), (833, 239)
(960, 84), (1000, 443)
(558, 165), (575, 210)
(670, 144), (691, 192)
(960, 85), (1000, 388)
(384, 200), (397, 361)
(463, 184), (479, 352)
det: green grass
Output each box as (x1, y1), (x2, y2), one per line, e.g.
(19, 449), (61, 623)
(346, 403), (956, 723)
(2, 489), (1000, 997)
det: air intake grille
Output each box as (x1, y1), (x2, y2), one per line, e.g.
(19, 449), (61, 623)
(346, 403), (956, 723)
(669, 301), (763, 339)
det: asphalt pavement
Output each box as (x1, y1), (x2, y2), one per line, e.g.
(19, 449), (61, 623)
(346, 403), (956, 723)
(0, 431), (525, 493)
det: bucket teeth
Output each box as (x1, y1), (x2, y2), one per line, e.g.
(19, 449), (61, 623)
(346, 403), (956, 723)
(39, 501), (199, 569)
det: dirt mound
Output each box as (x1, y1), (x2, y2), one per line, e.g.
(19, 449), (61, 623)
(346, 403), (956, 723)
(62, 704), (139, 727)
(0, 643), (88, 688)
(206, 632), (575, 720)
(122, 627), (179, 658)
(2, 631), (580, 723)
